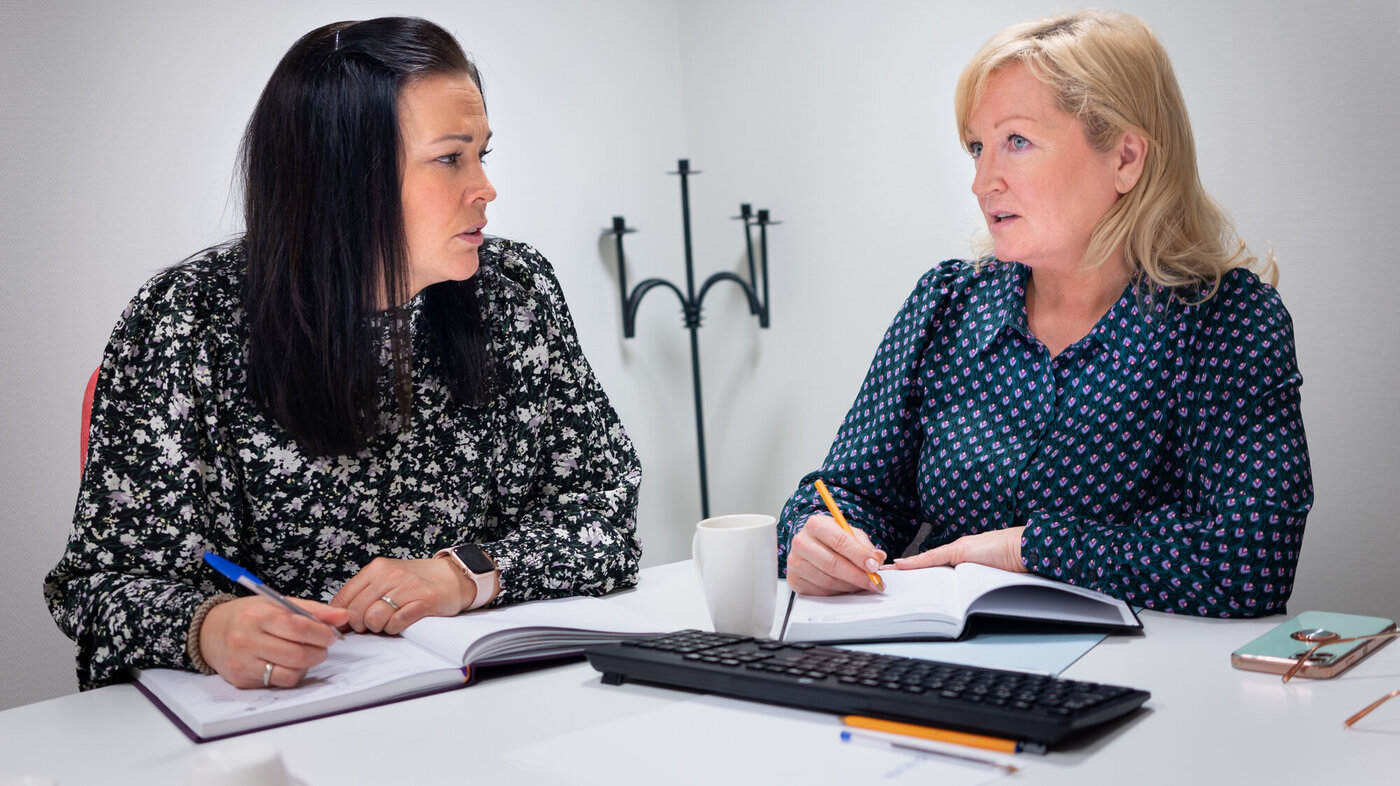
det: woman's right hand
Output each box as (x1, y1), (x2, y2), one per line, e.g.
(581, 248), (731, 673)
(198, 596), (349, 689)
(785, 514), (886, 596)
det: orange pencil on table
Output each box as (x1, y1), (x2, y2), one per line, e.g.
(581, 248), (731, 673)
(813, 479), (884, 592)
(842, 715), (1035, 755)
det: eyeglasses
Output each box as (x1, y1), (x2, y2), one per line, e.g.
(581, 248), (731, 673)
(1345, 689), (1400, 729)
(1279, 629), (1400, 729)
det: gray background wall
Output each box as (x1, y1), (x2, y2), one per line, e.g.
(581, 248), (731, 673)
(2, 0), (1396, 711)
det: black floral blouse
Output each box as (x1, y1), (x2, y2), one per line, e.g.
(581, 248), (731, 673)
(46, 238), (642, 689)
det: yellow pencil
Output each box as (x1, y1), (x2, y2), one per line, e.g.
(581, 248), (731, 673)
(842, 715), (1031, 754)
(813, 479), (884, 592)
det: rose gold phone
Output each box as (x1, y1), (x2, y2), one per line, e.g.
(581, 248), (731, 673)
(1231, 611), (1397, 679)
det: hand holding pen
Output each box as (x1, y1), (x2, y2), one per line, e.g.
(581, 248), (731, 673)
(785, 480), (887, 596)
(198, 553), (349, 689)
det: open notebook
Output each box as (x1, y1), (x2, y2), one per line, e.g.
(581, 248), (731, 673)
(135, 595), (664, 741)
(781, 563), (1139, 643)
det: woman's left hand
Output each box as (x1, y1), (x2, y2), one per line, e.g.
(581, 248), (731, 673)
(330, 557), (471, 635)
(891, 526), (1028, 573)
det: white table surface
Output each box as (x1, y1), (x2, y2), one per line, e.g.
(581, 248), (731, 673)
(1, 560), (1396, 784)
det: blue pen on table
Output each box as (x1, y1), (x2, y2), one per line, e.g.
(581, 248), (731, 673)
(203, 553), (344, 640)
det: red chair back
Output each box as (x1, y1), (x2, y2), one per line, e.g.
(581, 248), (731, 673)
(80, 367), (99, 476)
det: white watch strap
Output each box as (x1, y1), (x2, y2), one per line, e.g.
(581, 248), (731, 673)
(436, 546), (498, 611)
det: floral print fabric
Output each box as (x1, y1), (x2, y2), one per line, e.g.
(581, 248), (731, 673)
(47, 238), (641, 689)
(778, 259), (1311, 617)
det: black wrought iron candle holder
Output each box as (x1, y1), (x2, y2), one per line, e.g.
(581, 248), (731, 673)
(607, 159), (778, 519)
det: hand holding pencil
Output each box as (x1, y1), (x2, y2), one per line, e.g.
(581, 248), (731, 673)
(785, 479), (887, 596)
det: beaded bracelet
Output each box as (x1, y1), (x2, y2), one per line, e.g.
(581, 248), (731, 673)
(186, 593), (238, 675)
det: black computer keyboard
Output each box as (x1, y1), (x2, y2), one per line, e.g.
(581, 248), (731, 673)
(585, 630), (1149, 749)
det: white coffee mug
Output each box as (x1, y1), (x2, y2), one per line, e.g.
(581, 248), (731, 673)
(693, 514), (778, 638)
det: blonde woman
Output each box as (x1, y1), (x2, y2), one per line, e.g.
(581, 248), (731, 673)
(780, 10), (1310, 618)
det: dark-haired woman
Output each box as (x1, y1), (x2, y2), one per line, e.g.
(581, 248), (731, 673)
(45, 18), (641, 690)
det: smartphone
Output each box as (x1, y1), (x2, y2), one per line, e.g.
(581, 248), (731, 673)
(1231, 611), (1397, 679)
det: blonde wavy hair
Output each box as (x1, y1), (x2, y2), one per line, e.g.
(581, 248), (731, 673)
(954, 9), (1275, 296)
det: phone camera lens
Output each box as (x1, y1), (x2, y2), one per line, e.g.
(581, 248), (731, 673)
(1290, 628), (1339, 643)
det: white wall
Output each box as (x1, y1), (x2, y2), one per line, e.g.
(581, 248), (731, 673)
(3, 0), (1397, 711)
(672, 0), (1400, 619)
(0, 0), (693, 710)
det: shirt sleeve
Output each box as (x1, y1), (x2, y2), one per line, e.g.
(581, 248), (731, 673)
(776, 265), (955, 575)
(1020, 277), (1313, 617)
(481, 246), (642, 603)
(44, 268), (234, 689)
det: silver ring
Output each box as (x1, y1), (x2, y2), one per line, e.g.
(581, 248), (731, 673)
(263, 661), (274, 687)
(380, 594), (400, 611)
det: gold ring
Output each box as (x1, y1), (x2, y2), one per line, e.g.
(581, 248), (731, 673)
(263, 661), (274, 687)
(380, 595), (400, 611)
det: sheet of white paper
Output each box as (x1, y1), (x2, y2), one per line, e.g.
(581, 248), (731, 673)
(506, 696), (1020, 785)
(840, 628), (1108, 675)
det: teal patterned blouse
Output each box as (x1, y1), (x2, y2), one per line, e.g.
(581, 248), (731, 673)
(778, 259), (1311, 617)
(46, 238), (641, 689)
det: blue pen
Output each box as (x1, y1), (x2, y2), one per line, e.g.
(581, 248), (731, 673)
(203, 553), (344, 639)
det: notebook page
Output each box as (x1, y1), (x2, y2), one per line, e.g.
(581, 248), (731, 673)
(136, 633), (454, 734)
(402, 594), (664, 665)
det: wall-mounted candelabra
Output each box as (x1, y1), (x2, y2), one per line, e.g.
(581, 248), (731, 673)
(607, 159), (778, 519)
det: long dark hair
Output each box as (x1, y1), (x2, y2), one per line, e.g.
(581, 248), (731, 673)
(241, 17), (494, 456)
